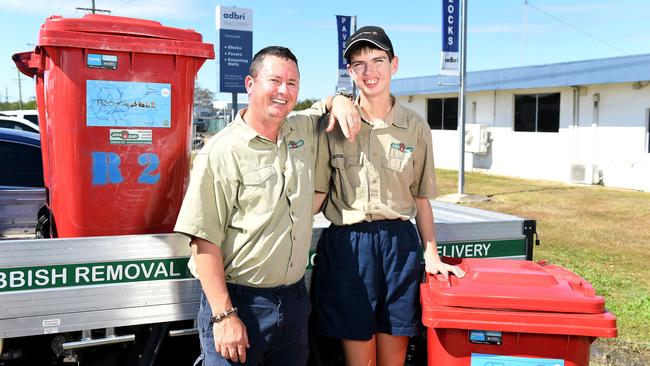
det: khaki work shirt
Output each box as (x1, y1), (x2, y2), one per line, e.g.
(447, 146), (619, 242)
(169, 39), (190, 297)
(315, 97), (436, 226)
(175, 104), (325, 287)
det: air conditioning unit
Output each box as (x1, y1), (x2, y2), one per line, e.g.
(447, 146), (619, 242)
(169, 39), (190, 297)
(570, 164), (599, 184)
(464, 124), (489, 155)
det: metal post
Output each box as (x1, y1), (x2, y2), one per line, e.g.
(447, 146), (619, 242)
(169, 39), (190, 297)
(457, 0), (468, 195)
(351, 15), (358, 99)
(232, 93), (238, 120)
(16, 68), (23, 110)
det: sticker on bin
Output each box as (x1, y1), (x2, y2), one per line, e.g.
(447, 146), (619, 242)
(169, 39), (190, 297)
(87, 53), (118, 70)
(109, 129), (152, 144)
(469, 330), (502, 345)
(86, 80), (171, 128)
(471, 353), (564, 366)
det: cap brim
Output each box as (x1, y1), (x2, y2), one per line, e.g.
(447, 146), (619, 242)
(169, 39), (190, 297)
(343, 38), (391, 59)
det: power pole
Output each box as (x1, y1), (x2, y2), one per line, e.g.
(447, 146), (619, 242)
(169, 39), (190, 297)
(76, 0), (111, 14)
(16, 68), (23, 110)
(457, 0), (467, 195)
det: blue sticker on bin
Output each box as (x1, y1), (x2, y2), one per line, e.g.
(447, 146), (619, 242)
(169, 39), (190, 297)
(87, 54), (117, 69)
(471, 353), (564, 366)
(469, 330), (502, 345)
(86, 80), (171, 128)
(87, 54), (102, 67)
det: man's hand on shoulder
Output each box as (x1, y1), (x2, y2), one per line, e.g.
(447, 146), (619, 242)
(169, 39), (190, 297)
(213, 314), (250, 363)
(327, 94), (361, 143)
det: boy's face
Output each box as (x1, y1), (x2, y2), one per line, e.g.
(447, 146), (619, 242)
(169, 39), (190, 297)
(347, 48), (398, 99)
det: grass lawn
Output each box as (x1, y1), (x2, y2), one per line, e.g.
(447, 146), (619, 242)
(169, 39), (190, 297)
(435, 169), (650, 365)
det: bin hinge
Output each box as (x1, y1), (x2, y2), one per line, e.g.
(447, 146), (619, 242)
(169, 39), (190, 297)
(523, 219), (539, 261)
(523, 220), (539, 245)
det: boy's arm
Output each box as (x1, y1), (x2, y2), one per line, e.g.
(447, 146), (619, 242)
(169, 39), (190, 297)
(313, 192), (327, 214)
(414, 197), (466, 278)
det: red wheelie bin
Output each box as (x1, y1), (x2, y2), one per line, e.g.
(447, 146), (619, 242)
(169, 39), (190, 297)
(421, 258), (617, 366)
(14, 14), (214, 237)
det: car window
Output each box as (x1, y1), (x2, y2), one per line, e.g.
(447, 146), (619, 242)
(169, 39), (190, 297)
(0, 120), (19, 129)
(0, 118), (38, 133)
(0, 141), (44, 187)
(23, 114), (39, 124)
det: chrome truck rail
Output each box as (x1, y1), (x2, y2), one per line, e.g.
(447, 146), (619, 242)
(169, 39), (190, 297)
(62, 328), (135, 350)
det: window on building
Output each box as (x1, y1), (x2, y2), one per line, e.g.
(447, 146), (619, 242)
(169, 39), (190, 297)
(514, 93), (560, 132)
(427, 97), (458, 130)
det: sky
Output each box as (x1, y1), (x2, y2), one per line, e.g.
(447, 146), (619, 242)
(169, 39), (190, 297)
(1, 0), (650, 105)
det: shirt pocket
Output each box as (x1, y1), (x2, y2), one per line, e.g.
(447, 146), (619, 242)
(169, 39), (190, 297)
(382, 150), (415, 212)
(383, 149), (412, 173)
(331, 155), (363, 199)
(292, 152), (310, 177)
(240, 165), (277, 214)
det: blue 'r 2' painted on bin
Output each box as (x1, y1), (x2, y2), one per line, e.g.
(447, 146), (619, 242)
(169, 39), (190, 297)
(92, 152), (124, 185)
(91, 152), (160, 185)
(137, 153), (161, 184)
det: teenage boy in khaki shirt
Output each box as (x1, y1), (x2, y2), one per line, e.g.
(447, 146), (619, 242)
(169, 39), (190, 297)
(175, 46), (360, 366)
(313, 26), (465, 366)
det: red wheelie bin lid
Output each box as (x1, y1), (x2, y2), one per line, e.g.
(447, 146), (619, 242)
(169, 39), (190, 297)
(38, 14), (214, 58)
(421, 258), (617, 337)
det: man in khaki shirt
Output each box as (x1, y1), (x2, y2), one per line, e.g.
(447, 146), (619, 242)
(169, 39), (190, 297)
(174, 46), (359, 365)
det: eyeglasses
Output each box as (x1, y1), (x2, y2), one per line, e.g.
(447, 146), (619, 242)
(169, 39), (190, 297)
(350, 57), (389, 74)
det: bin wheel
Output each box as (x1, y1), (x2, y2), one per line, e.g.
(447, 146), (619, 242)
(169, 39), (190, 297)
(36, 206), (56, 238)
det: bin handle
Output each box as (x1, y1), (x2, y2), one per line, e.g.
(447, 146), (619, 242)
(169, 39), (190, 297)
(13, 50), (41, 78)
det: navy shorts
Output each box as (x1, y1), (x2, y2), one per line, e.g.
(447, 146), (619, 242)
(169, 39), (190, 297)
(195, 278), (311, 366)
(314, 220), (422, 340)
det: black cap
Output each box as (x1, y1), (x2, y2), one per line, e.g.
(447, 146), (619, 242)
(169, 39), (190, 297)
(343, 26), (394, 60)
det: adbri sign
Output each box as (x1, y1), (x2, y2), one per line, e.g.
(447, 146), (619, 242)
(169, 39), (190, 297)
(216, 6), (253, 94)
(441, 0), (460, 76)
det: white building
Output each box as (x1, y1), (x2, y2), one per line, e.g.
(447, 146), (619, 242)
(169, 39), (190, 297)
(392, 54), (650, 192)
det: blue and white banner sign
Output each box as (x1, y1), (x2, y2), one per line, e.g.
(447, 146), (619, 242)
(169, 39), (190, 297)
(336, 15), (353, 93)
(441, 0), (460, 76)
(216, 6), (253, 94)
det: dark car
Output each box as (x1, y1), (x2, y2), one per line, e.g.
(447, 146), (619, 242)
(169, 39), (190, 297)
(0, 128), (43, 187)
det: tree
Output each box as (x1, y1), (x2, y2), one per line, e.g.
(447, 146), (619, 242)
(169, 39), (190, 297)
(194, 83), (216, 107)
(294, 98), (318, 111)
(0, 99), (36, 111)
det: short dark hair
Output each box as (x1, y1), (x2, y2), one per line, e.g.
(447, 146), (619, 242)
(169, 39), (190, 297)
(345, 43), (394, 65)
(249, 46), (299, 78)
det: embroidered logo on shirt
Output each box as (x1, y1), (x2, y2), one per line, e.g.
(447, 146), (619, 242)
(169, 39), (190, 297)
(288, 140), (304, 149)
(390, 142), (414, 153)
